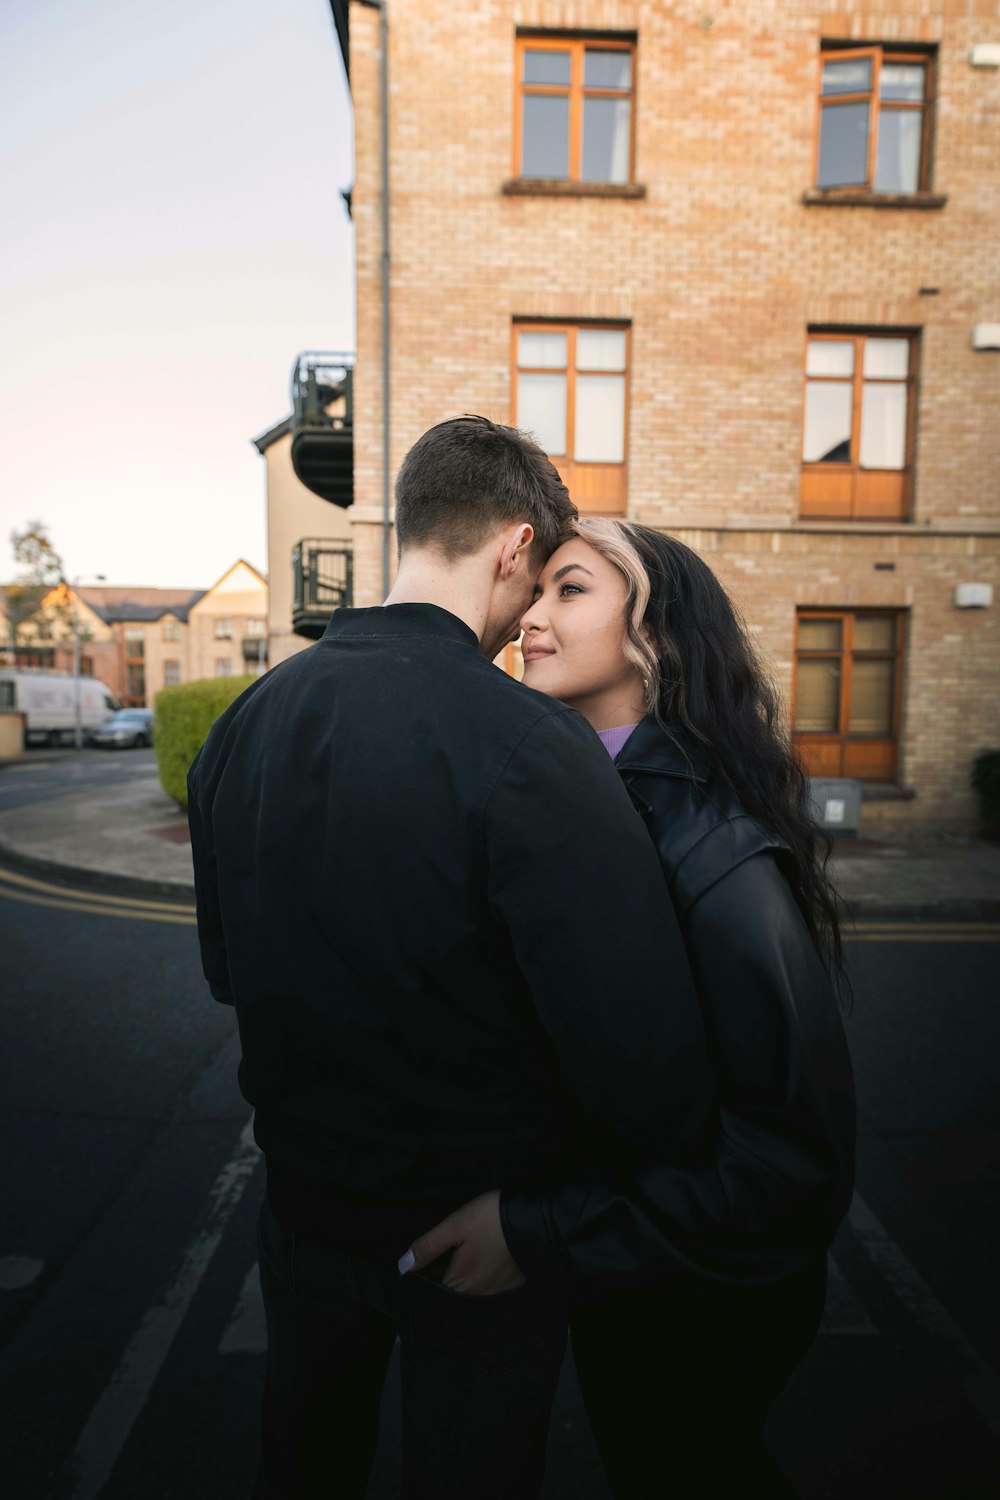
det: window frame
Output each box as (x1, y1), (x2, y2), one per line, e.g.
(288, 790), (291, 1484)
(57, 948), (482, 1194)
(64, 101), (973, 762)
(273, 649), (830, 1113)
(813, 44), (935, 195)
(792, 608), (906, 781)
(800, 328), (919, 521)
(214, 618), (233, 640)
(514, 34), (637, 186)
(512, 318), (631, 515)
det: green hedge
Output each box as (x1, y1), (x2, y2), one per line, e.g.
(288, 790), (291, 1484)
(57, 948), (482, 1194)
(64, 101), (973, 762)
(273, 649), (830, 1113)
(971, 750), (1000, 840)
(154, 675), (257, 810)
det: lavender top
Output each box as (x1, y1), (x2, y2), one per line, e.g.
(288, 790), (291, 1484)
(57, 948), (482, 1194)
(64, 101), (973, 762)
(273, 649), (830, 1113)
(596, 723), (640, 761)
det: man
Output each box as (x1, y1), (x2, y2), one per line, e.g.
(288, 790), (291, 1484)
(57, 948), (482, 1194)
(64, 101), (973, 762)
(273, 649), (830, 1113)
(188, 416), (713, 1499)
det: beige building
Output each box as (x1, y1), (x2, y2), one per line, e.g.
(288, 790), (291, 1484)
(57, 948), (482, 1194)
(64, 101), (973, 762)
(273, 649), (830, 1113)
(0, 562), (267, 707)
(307, 0), (1000, 834)
(252, 410), (353, 668)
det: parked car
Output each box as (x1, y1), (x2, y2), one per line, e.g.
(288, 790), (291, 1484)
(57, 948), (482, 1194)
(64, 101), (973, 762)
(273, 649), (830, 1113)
(89, 708), (155, 749)
(0, 669), (120, 746)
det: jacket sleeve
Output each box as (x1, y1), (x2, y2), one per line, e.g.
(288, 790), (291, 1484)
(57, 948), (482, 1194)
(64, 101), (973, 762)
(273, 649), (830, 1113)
(484, 708), (714, 1171)
(500, 852), (855, 1291)
(187, 756), (234, 1006)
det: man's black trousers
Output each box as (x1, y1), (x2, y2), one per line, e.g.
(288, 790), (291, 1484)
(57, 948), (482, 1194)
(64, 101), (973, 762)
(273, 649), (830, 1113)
(252, 1198), (570, 1500)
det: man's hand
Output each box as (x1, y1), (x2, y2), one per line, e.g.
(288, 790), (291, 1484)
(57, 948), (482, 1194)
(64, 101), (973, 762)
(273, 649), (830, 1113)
(398, 1189), (527, 1296)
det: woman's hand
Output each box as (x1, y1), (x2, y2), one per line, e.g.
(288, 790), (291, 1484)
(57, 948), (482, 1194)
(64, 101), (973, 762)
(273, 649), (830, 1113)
(398, 1189), (527, 1295)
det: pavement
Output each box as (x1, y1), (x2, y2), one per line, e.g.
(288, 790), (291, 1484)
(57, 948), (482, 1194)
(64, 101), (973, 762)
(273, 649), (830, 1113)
(1, 760), (999, 920)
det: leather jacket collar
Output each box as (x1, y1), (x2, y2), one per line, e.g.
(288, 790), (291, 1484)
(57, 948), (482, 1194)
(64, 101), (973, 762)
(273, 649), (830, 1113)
(614, 714), (712, 783)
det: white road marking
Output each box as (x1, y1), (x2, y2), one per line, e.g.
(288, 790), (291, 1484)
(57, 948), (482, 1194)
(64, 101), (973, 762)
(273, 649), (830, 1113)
(68, 1116), (261, 1500)
(821, 1254), (877, 1335)
(219, 1264), (267, 1356)
(849, 1193), (1000, 1436)
(0, 1254), (44, 1291)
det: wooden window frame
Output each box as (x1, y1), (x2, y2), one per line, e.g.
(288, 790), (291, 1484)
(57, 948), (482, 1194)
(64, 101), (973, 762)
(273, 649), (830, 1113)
(800, 329), (919, 522)
(792, 609), (906, 781)
(813, 45), (935, 195)
(512, 319), (630, 515)
(514, 35), (636, 186)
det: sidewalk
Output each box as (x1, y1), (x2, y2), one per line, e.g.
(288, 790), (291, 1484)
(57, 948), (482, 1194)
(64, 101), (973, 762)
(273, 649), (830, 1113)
(1, 764), (998, 919)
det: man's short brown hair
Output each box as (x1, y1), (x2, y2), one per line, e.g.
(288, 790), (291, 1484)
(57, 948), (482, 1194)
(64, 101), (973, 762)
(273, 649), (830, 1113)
(394, 415), (576, 564)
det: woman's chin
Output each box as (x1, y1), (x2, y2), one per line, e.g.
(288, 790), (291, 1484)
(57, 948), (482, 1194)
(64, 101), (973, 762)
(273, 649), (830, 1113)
(522, 661), (557, 696)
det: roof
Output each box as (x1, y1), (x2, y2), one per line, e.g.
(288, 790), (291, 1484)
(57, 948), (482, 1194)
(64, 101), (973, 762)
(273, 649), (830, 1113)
(329, 0), (349, 78)
(76, 586), (206, 624)
(250, 416), (292, 454)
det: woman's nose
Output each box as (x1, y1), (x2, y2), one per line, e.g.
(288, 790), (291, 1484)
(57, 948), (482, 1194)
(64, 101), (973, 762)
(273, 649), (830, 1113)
(520, 599), (544, 632)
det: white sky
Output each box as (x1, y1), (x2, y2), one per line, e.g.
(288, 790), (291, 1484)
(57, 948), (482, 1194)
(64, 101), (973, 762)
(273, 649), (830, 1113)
(0, 0), (355, 589)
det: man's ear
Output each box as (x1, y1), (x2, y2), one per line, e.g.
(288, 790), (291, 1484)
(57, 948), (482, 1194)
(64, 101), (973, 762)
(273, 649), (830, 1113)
(498, 523), (535, 579)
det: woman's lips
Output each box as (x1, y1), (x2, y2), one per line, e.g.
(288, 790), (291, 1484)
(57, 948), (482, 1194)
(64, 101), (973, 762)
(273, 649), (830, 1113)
(522, 647), (555, 662)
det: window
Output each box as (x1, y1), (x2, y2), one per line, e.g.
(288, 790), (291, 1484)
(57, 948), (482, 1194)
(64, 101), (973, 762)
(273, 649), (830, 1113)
(123, 628), (146, 705)
(164, 660), (181, 687)
(514, 322), (629, 513)
(246, 618), (266, 636)
(793, 610), (905, 781)
(214, 618), (233, 640)
(162, 617), (180, 641)
(801, 331), (917, 520)
(815, 46), (934, 194)
(515, 36), (635, 186)
(215, 657), (233, 677)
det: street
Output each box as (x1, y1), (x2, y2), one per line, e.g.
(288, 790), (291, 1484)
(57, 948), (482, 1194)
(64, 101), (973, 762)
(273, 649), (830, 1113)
(1, 755), (999, 1498)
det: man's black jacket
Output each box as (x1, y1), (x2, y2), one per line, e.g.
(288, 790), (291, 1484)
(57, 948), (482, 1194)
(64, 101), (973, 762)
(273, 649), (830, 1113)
(500, 715), (856, 1292)
(188, 605), (714, 1261)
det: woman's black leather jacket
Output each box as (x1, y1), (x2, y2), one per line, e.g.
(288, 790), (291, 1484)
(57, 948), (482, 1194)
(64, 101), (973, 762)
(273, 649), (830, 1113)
(500, 714), (856, 1293)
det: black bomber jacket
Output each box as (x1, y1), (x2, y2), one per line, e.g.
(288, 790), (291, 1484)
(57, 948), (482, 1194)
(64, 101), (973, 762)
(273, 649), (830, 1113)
(500, 714), (857, 1292)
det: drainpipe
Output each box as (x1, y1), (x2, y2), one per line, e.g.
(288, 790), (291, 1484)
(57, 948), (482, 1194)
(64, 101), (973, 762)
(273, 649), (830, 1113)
(358, 0), (391, 598)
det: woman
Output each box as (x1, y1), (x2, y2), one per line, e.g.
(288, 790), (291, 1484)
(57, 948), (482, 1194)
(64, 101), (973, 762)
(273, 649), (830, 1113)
(518, 519), (856, 1498)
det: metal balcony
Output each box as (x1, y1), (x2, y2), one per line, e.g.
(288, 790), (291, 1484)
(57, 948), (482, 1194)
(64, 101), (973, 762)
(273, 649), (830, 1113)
(290, 352), (354, 508)
(292, 540), (354, 639)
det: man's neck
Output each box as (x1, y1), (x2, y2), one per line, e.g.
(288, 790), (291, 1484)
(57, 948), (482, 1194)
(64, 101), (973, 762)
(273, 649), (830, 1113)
(383, 551), (490, 648)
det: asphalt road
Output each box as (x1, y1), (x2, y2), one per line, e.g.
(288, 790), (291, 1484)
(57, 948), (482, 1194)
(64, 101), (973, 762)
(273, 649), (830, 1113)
(0, 745), (158, 815)
(1, 756), (998, 1498)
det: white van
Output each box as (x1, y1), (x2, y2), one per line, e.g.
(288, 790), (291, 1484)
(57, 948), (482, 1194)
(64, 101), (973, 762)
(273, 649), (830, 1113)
(0, 669), (120, 746)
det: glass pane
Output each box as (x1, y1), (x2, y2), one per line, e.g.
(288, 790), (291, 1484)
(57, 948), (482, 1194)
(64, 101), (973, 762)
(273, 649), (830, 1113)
(795, 659), (841, 733)
(574, 373), (626, 463)
(521, 95), (570, 178)
(880, 63), (925, 102)
(523, 49), (570, 86)
(576, 328), (627, 372)
(584, 50), (631, 89)
(581, 96), (631, 184)
(817, 101), (871, 188)
(860, 383), (907, 469)
(798, 618), (843, 651)
(821, 57), (873, 96)
(863, 338), (909, 379)
(850, 658), (894, 735)
(517, 372), (567, 455)
(518, 331), (567, 369)
(803, 381), (853, 463)
(874, 108), (922, 193)
(854, 615), (895, 650)
(806, 339), (855, 377)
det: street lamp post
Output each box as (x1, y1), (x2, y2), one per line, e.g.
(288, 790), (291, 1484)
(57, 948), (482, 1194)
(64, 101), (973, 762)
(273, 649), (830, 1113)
(71, 573), (106, 750)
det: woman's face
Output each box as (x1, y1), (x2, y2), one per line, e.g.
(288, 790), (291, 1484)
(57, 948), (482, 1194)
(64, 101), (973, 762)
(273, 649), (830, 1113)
(519, 538), (645, 726)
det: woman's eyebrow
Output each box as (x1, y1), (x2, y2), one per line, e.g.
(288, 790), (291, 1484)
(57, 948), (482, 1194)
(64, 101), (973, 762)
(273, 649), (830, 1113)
(552, 563), (595, 582)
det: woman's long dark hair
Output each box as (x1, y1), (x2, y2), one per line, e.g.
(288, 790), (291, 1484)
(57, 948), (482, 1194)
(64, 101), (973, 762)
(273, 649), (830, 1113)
(577, 519), (849, 990)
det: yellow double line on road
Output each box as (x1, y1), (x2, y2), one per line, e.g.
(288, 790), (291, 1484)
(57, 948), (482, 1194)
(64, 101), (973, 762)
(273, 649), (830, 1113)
(0, 863), (196, 925)
(850, 921), (1000, 943)
(1, 862), (996, 941)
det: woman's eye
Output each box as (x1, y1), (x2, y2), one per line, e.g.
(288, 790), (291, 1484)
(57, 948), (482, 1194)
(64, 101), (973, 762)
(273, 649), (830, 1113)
(558, 583), (584, 597)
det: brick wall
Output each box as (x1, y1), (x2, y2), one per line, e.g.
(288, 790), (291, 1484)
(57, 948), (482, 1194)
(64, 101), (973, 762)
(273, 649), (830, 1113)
(346, 0), (1000, 832)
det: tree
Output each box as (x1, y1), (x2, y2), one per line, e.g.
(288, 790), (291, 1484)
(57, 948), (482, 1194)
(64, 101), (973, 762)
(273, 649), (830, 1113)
(4, 522), (72, 657)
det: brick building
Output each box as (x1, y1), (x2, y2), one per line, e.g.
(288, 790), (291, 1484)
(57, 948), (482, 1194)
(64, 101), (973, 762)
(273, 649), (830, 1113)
(317, 0), (1000, 833)
(0, 561), (268, 707)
